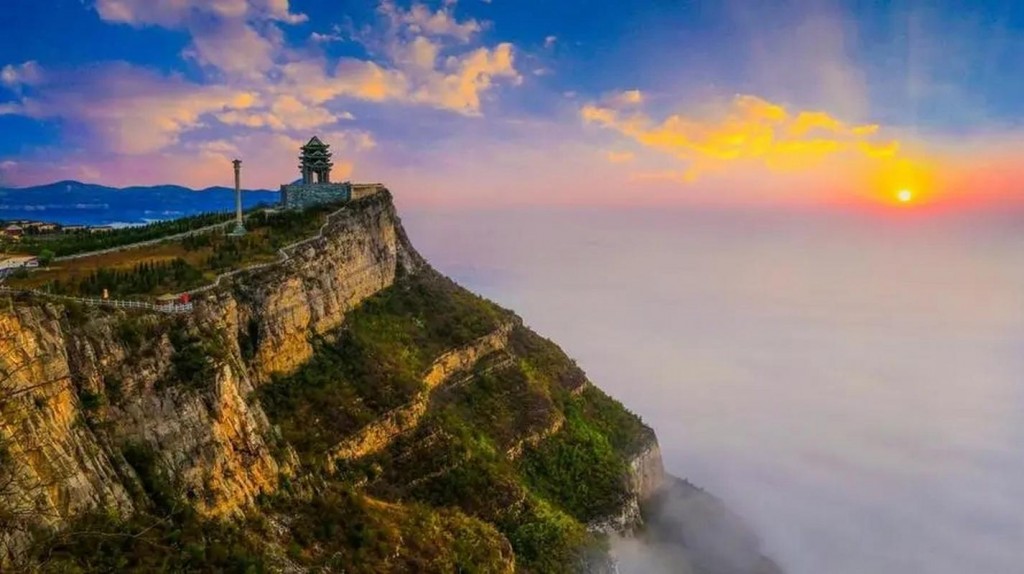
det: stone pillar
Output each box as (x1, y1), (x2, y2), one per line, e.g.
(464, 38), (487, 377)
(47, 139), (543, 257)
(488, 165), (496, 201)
(231, 159), (246, 236)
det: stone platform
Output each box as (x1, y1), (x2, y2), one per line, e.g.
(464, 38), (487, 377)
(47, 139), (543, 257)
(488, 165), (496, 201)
(280, 182), (351, 209)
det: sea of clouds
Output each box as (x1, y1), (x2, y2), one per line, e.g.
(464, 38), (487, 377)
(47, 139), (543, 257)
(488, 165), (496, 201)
(404, 205), (1024, 574)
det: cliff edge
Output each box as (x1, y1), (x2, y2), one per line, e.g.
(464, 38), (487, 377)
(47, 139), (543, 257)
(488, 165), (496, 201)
(0, 190), (778, 573)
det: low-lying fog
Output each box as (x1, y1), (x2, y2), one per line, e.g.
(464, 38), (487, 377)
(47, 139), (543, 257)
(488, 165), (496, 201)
(404, 205), (1024, 574)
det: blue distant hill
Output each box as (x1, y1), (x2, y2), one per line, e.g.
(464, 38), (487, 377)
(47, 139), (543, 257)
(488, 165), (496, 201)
(0, 180), (279, 226)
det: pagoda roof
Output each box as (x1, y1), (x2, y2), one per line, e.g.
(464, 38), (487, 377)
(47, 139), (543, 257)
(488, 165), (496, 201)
(303, 136), (329, 148)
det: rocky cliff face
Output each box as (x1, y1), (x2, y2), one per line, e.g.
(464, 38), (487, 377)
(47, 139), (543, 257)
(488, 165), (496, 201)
(0, 193), (417, 563)
(591, 440), (667, 534)
(0, 191), (776, 573)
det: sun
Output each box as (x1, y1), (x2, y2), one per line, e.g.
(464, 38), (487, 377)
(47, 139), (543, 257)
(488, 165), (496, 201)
(896, 189), (914, 203)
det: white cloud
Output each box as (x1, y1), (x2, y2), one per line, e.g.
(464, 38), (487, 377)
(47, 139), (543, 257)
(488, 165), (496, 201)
(0, 0), (524, 187)
(608, 89), (644, 107)
(311, 32), (342, 43)
(327, 3), (520, 115)
(1, 61), (43, 90)
(544, 35), (557, 48)
(94, 0), (306, 27)
(2, 62), (258, 155)
(378, 0), (484, 42)
(95, 0), (305, 77)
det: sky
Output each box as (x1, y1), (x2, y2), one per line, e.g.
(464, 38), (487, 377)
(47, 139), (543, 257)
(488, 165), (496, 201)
(1, 0), (1024, 209)
(3, 3), (1024, 572)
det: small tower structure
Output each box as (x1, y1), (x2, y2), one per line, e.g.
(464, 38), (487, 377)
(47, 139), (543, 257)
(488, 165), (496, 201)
(230, 159), (246, 236)
(279, 136), (354, 209)
(299, 136), (333, 184)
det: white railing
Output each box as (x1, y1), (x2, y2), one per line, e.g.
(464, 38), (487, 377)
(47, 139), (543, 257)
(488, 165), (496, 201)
(6, 188), (383, 315)
(0, 286), (193, 314)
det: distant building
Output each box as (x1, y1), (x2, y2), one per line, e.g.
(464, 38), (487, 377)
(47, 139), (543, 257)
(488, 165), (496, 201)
(89, 226), (114, 234)
(25, 222), (58, 233)
(2, 225), (23, 240)
(280, 136), (352, 209)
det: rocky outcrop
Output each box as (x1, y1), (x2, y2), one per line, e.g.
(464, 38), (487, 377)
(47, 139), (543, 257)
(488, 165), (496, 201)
(630, 440), (666, 504)
(0, 192), (420, 565)
(236, 193), (417, 381)
(588, 437), (666, 535)
(327, 320), (517, 465)
(0, 307), (135, 562)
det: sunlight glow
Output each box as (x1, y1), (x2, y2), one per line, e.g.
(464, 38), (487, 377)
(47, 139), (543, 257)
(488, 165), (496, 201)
(897, 189), (913, 203)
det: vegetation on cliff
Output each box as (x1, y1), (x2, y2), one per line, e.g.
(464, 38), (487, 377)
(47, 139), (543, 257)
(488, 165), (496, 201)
(255, 270), (652, 572)
(1, 193), (656, 572)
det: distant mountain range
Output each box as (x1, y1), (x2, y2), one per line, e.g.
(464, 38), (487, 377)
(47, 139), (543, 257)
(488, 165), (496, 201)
(0, 180), (280, 226)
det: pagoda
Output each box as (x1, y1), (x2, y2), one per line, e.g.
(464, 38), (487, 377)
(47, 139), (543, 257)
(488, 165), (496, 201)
(299, 136), (334, 184)
(280, 136), (353, 209)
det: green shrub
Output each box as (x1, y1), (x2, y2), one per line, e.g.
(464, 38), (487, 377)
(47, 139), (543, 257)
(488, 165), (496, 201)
(517, 402), (631, 523)
(38, 249), (55, 266)
(165, 327), (227, 392)
(78, 390), (104, 412)
(259, 271), (507, 464)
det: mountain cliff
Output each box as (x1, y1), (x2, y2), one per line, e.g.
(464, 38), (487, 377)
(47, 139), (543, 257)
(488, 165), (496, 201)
(0, 191), (779, 572)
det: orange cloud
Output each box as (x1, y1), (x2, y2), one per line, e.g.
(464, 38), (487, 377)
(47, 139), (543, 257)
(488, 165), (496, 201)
(581, 94), (900, 181)
(610, 89), (644, 106)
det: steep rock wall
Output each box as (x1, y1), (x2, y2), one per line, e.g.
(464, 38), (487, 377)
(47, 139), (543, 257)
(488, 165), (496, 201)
(0, 192), (420, 563)
(237, 193), (419, 381)
(589, 437), (667, 534)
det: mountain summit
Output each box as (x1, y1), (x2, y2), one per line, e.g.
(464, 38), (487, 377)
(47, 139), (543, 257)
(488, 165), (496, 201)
(0, 190), (780, 572)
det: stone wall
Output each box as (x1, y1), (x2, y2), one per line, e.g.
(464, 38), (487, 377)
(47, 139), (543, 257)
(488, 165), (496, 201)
(280, 182), (351, 209)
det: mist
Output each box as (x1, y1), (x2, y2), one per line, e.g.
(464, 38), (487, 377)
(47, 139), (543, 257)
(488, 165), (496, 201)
(402, 205), (1024, 574)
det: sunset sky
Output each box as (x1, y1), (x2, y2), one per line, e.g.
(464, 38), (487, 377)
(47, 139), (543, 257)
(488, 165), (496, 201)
(1, 0), (1023, 208)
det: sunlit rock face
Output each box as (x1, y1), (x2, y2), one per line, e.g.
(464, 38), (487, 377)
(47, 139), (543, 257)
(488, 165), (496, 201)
(240, 191), (421, 381)
(0, 190), (776, 572)
(0, 192), (419, 562)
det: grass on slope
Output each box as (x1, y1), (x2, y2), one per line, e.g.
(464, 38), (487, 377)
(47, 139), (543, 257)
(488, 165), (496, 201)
(355, 324), (652, 572)
(270, 486), (513, 573)
(259, 271), (507, 464)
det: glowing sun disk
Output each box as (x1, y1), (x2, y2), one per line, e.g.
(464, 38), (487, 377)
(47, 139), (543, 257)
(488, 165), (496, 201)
(897, 189), (913, 203)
